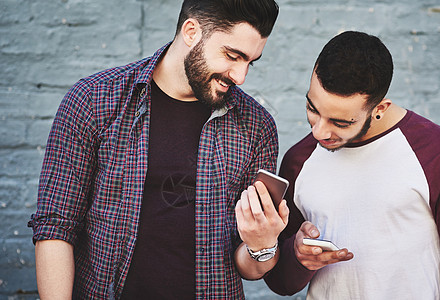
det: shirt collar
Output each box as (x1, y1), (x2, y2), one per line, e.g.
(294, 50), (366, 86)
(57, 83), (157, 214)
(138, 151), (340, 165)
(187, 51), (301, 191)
(135, 41), (171, 86)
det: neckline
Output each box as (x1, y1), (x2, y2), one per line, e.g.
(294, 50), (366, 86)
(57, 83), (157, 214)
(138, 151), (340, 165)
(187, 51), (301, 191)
(345, 110), (412, 148)
(151, 80), (202, 106)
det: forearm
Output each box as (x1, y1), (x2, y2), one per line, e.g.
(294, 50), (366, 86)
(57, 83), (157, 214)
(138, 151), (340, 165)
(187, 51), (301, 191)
(264, 235), (315, 295)
(35, 239), (75, 300)
(234, 242), (279, 280)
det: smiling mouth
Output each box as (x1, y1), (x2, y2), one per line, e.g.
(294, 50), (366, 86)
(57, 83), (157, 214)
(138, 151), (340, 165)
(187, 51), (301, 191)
(217, 79), (230, 88)
(319, 139), (339, 147)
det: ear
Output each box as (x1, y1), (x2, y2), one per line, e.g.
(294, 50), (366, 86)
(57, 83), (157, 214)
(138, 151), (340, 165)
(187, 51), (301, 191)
(372, 98), (392, 119)
(180, 18), (202, 47)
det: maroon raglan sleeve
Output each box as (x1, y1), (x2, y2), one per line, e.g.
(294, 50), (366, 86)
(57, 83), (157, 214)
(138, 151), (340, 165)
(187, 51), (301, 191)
(399, 111), (440, 238)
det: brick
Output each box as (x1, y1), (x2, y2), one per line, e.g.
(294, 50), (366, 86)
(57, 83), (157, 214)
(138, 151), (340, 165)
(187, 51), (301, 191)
(26, 120), (53, 147)
(0, 179), (37, 211)
(0, 0), (439, 298)
(0, 237), (35, 269)
(0, 149), (44, 178)
(0, 89), (60, 119)
(0, 119), (26, 147)
(0, 0), (31, 26)
(0, 212), (35, 240)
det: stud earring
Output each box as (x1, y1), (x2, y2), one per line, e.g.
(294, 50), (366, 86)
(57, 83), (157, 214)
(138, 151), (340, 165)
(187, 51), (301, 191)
(376, 115), (381, 120)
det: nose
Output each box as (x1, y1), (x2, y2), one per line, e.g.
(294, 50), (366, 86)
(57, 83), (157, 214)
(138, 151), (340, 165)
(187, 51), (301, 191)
(229, 63), (248, 86)
(312, 118), (332, 140)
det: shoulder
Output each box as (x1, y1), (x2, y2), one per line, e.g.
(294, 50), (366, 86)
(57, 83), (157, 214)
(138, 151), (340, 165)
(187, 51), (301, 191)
(398, 111), (440, 195)
(59, 57), (150, 116)
(402, 110), (440, 132)
(399, 110), (440, 149)
(79, 57), (152, 90)
(78, 43), (171, 90)
(62, 56), (152, 110)
(282, 134), (318, 168)
(228, 86), (276, 131)
(279, 133), (317, 180)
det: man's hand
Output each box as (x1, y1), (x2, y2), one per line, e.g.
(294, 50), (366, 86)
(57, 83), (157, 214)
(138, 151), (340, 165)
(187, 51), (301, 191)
(234, 181), (289, 279)
(294, 221), (354, 270)
(235, 181), (289, 252)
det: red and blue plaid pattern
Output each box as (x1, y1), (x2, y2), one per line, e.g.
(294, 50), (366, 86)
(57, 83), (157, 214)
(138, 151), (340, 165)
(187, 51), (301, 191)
(29, 43), (279, 299)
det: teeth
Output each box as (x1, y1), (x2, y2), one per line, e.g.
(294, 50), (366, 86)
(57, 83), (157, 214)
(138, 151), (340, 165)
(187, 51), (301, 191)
(218, 80), (228, 87)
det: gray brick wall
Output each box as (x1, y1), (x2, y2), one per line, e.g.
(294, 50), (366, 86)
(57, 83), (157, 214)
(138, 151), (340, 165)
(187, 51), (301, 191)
(0, 0), (439, 299)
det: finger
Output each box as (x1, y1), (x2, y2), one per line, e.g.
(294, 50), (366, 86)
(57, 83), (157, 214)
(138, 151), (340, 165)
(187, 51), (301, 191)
(278, 200), (290, 225)
(238, 189), (254, 220)
(315, 248), (354, 263)
(296, 244), (354, 270)
(336, 249), (354, 261)
(297, 249), (348, 270)
(295, 234), (323, 256)
(300, 221), (320, 239)
(299, 244), (323, 256)
(295, 251), (327, 270)
(235, 199), (244, 225)
(254, 181), (277, 216)
(235, 197), (254, 241)
(247, 185), (264, 219)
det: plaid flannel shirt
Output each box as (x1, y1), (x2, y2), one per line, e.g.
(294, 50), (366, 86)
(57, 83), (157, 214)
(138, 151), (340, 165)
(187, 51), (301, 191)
(29, 43), (279, 299)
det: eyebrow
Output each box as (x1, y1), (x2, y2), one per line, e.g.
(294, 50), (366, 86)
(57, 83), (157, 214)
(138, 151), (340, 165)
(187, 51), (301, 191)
(223, 46), (262, 63)
(305, 93), (357, 125)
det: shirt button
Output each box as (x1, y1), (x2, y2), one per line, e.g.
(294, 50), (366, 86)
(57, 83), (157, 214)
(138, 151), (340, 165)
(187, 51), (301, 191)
(135, 111), (140, 117)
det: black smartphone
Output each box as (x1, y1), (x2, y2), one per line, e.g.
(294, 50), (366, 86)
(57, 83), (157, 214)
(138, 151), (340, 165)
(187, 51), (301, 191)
(253, 169), (289, 209)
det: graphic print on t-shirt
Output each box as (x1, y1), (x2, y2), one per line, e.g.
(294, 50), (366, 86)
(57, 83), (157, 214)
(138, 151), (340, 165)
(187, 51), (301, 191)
(161, 152), (198, 208)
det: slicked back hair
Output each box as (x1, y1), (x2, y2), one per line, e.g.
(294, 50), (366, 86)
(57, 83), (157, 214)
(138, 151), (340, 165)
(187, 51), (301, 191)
(314, 31), (393, 110)
(175, 0), (279, 39)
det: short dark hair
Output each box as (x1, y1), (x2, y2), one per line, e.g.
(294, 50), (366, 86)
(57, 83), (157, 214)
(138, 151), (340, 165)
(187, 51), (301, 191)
(175, 0), (279, 38)
(314, 31), (393, 110)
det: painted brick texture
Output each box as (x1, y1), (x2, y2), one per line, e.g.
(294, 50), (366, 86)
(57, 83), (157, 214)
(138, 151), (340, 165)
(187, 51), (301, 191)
(1, 0), (439, 299)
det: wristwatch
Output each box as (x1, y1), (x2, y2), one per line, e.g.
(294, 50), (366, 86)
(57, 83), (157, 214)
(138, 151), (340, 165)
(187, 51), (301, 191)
(246, 242), (278, 262)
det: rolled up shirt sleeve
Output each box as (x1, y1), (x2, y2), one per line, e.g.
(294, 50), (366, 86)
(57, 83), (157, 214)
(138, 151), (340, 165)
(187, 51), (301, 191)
(29, 79), (99, 246)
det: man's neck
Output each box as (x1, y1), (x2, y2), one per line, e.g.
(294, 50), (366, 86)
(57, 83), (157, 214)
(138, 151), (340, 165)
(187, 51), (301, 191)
(364, 103), (407, 141)
(152, 41), (196, 102)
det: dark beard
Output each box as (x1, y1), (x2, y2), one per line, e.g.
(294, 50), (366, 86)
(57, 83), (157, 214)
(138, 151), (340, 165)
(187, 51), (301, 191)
(326, 114), (373, 152)
(184, 39), (234, 110)
(348, 114), (372, 144)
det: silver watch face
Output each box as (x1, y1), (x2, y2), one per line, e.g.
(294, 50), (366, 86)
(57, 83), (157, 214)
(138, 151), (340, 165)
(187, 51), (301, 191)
(256, 252), (276, 262)
(246, 243), (278, 262)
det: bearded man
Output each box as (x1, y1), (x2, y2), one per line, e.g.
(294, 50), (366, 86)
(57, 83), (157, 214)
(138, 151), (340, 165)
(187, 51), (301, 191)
(29, 1), (287, 299)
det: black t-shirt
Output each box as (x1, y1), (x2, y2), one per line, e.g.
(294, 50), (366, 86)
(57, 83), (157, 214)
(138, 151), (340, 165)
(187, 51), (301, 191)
(121, 81), (211, 299)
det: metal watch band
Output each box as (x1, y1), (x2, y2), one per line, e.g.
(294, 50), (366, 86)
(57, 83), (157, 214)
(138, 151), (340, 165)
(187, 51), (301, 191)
(246, 242), (278, 262)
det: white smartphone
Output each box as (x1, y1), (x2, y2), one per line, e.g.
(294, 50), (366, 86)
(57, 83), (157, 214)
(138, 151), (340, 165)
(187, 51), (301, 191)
(303, 238), (340, 251)
(253, 169), (289, 209)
